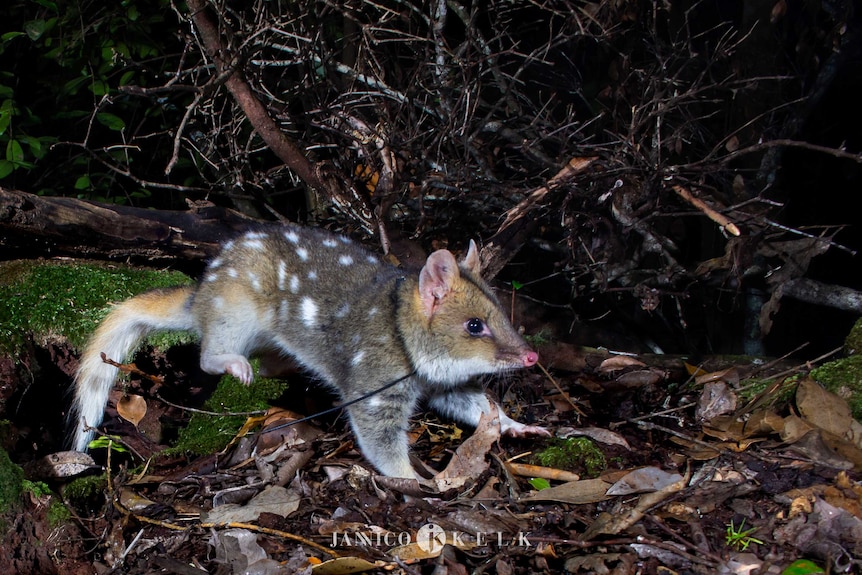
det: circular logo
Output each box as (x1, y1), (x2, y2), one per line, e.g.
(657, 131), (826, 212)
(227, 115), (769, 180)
(416, 523), (445, 554)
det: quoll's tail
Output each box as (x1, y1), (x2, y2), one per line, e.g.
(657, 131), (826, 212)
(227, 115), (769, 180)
(69, 286), (197, 451)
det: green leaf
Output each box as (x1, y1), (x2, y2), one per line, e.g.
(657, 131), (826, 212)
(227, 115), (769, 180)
(90, 80), (109, 96)
(119, 71), (136, 86)
(511, 280), (524, 290)
(528, 477), (551, 490)
(74, 175), (91, 190)
(23, 20), (48, 41)
(22, 136), (43, 158)
(1, 32), (26, 43)
(96, 112), (125, 131)
(0, 160), (13, 179)
(6, 139), (24, 163)
(781, 559), (825, 575)
(30, 0), (58, 10)
(87, 436), (129, 453)
(0, 109), (10, 137)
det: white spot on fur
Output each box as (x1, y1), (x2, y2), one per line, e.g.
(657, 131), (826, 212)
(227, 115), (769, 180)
(285, 230), (299, 244)
(335, 303), (350, 318)
(243, 239), (264, 250)
(290, 275), (300, 293)
(351, 350), (366, 366)
(339, 236), (351, 244)
(205, 273), (218, 282)
(279, 299), (289, 320)
(227, 268), (238, 278)
(209, 257), (223, 268)
(366, 255), (377, 264)
(223, 240), (235, 251)
(338, 254), (354, 266)
(368, 307), (379, 317)
(247, 271), (261, 291)
(296, 247), (309, 261)
(277, 260), (287, 290)
(213, 296), (224, 309)
(322, 238), (338, 247)
(307, 270), (317, 280)
(300, 297), (318, 327)
(245, 231), (267, 239)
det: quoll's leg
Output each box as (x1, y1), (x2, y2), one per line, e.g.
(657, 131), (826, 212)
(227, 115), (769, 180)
(428, 386), (551, 437)
(198, 305), (259, 385)
(346, 385), (419, 478)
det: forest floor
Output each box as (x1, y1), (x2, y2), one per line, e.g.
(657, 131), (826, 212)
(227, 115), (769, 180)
(2, 339), (861, 575)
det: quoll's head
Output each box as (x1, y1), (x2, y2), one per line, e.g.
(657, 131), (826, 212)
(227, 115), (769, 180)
(412, 240), (538, 384)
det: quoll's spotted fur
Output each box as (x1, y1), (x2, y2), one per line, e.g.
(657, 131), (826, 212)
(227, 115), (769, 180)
(69, 226), (548, 478)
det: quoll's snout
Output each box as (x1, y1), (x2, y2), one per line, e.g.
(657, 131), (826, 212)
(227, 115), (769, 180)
(523, 350), (539, 367)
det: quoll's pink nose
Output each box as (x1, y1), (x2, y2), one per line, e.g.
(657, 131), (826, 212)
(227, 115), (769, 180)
(523, 350), (539, 367)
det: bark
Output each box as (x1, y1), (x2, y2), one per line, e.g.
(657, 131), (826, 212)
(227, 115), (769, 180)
(782, 277), (862, 314)
(0, 187), (258, 263)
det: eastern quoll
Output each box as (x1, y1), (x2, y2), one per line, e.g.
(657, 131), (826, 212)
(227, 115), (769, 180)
(69, 226), (549, 478)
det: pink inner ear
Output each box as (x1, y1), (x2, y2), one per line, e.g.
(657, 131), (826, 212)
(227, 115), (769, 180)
(462, 239), (481, 276)
(418, 250), (459, 317)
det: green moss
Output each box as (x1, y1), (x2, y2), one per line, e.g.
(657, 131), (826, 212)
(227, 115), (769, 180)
(63, 474), (107, 503)
(736, 376), (798, 405)
(845, 317), (862, 356)
(166, 363), (289, 456)
(0, 449), (24, 513)
(524, 329), (552, 347)
(46, 498), (72, 527)
(534, 437), (606, 478)
(21, 479), (51, 498)
(810, 355), (862, 421)
(0, 260), (193, 353)
(21, 480), (72, 527)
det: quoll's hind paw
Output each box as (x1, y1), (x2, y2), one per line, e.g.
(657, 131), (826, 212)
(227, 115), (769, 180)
(502, 422), (553, 438)
(228, 360), (255, 385)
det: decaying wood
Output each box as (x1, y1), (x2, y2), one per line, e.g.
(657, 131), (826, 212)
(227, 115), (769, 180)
(0, 187), (256, 263)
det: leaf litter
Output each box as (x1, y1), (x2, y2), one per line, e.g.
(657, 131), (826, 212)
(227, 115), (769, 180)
(25, 340), (862, 575)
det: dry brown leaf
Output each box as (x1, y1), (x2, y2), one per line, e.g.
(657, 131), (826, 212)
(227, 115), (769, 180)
(797, 377), (854, 437)
(117, 394), (147, 427)
(780, 414), (814, 443)
(606, 467), (684, 496)
(597, 355), (646, 373)
(694, 367), (740, 386)
(433, 404), (501, 490)
(615, 369), (662, 387)
(684, 362), (709, 377)
(520, 478), (611, 504)
(696, 381), (738, 422)
(561, 426), (632, 450)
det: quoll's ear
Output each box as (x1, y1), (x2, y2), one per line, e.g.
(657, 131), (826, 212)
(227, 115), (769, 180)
(418, 249), (460, 318)
(461, 239), (482, 276)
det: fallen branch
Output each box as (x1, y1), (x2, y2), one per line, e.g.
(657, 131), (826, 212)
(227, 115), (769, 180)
(672, 185), (740, 236)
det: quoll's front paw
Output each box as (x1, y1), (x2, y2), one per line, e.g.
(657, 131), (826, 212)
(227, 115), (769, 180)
(499, 414), (552, 438)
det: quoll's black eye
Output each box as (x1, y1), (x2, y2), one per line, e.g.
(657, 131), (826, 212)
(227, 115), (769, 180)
(465, 318), (485, 336)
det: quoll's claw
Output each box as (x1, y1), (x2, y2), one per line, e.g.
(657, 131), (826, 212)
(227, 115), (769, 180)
(503, 424), (552, 438)
(226, 359), (254, 385)
(499, 413), (552, 438)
